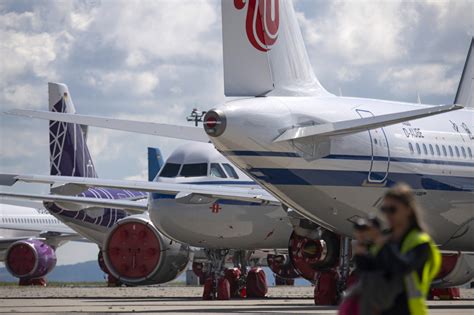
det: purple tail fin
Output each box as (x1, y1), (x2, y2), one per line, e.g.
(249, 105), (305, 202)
(48, 82), (97, 178)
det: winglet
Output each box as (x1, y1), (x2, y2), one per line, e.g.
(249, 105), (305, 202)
(454, 37), (473, 107)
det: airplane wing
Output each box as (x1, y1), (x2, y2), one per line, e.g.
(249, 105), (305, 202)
(0, 191), (148, 213)
(274, 104), (463, 142)
(0, 233), (86, 251)
(0, 197), (44, 209)
(0, 174), (280, 205)
(5, 110), (209, 143)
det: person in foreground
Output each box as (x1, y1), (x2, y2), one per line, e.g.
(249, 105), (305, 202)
(340, 183), (442, 315)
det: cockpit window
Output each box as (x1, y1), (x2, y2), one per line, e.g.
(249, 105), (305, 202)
(210, 163), (227, 178)
(180, 163), (208, 177)
(160, 163), (181, 178)
(223, 163), (239, 179)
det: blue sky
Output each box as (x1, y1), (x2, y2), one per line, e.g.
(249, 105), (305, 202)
(0, 0), (472, 265)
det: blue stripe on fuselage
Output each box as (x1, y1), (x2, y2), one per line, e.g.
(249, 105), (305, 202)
(150, 192), (262, 206)
(247, 168), (473, 192)
(221, 151), (474, 168)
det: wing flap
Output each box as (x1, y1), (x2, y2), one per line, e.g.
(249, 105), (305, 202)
(274, 104), (463, 142)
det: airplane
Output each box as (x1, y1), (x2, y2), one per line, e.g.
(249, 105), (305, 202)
(2, 0), (473, 303)
(0, 83), (305, 298)
(0, 203), (81, 285)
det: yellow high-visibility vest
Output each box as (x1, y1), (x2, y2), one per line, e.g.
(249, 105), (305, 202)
(401, 229), (441, 315)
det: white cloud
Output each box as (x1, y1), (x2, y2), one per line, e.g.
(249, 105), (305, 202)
(299, 1), (419, 65)
(379, 64), (459, 97)
(91, 1), (220, 62)
(336, 67), (360, 82)
(86, 70), (160, 96)
(2, 83), (45, 108)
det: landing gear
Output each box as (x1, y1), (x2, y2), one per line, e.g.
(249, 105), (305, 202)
(288, 227), (353, 305)
(313, 236), (351, 305)
(98, 250), (122, 287)
(18, 277), (47, 286)
(430, 287), (461, 300)
(192, 261), (209, 285)
(202, 249), (230, 300)
(200, 249), (268, 300)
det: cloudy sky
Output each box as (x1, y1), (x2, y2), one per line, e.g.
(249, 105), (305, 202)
(0, 0), (472, 265)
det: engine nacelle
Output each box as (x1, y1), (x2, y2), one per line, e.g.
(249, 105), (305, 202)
(5, 240), (57, 280)
(102, 216), (190, 285)
(288, 230), (340, 281)
(433, 253), (474, 288)
(267, 254), (299, 279)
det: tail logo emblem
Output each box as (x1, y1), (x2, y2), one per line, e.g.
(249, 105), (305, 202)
(235, 0), (280, 52)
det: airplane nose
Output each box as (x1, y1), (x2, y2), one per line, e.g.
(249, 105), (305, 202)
(203, 109), (226, 137)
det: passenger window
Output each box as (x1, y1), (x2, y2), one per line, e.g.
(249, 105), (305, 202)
(429, 144), (434, 155)
(180, 163), (208, 177)
(223, 164), (239, 179)
(210, 163), (227, 178)
(159, 163), (181, 178)
(468, 147), (473, 158)
(448, 146), (453, 157)
(435, 145), (441, 156)
(408, 143), (414, 154)
(422, 144), (428, 155)
(461, 147), (466, 158)
(442, 145), (447, 156)
(416, 143), (421, 155)
(455, 146), (460, 157)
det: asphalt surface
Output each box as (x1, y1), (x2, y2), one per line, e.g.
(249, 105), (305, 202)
(0, 286), (473, 314)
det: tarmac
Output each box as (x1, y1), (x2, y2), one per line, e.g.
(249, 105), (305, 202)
(0, 285), (473, 314)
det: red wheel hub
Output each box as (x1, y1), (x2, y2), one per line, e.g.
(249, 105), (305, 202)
(7, 243), (36, 277)
(106, 221), (161, 279)
(288, 232), (328, 281)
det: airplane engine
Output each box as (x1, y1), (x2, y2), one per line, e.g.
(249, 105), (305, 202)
(102, 216), (190, 285)
(267, 254), (299, 279)
(288, 230), (340, 281)
(433, 253), (474, 288)
(5, 239), (57, 280)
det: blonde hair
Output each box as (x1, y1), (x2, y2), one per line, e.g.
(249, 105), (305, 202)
(384, 183), (427, 232)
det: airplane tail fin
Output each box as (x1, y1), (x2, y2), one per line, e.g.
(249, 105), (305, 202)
(221, 0), (328, 97)
(147, 147), (164, 181)
(454, 38), (473, 108)
(48, 82), (98, 178)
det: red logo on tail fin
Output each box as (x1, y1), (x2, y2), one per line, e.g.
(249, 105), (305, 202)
(235, 0), (280, 52)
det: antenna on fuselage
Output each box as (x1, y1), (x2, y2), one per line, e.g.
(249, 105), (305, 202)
(186, 109), (207, 127)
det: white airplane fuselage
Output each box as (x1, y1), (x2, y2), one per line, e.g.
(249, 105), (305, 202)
(148, 143), (293, 249)
(209, 96), (474, 251)
(0, 204), (74, 260)
(0, 205), (73, 238)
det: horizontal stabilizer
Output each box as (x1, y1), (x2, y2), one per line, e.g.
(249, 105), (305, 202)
(0, 174), (280, 205)
(5, 109), (209, 143)
(0, 191), (148, 213)
(274, 104), (463, 142)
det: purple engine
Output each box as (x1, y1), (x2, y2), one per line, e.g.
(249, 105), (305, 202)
(6, 239), (57, 279)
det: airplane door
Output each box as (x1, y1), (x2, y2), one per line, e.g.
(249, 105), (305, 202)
(356, 109), (390, 183)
